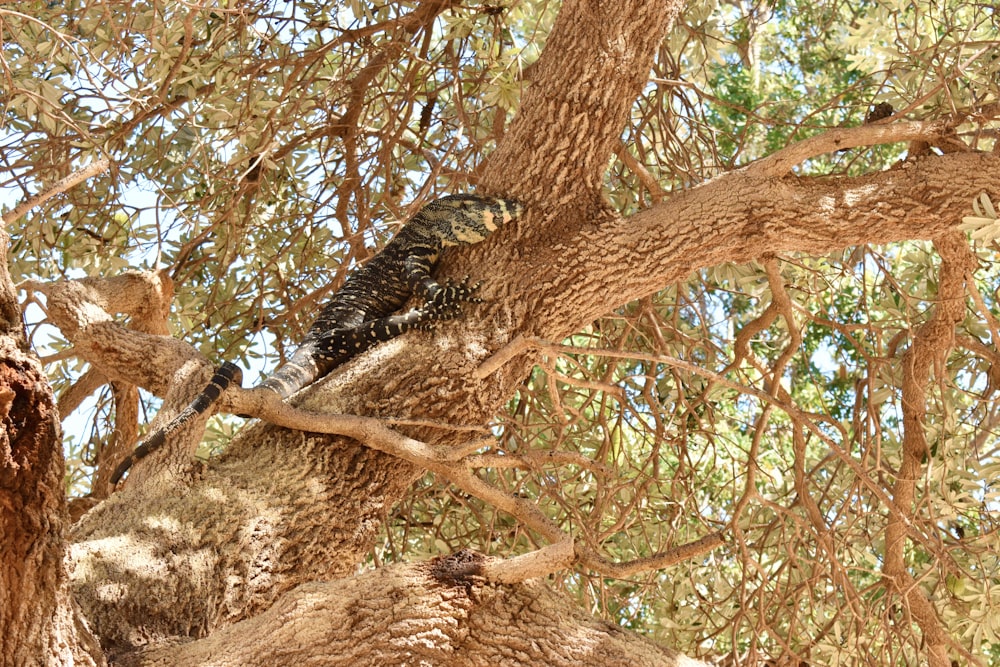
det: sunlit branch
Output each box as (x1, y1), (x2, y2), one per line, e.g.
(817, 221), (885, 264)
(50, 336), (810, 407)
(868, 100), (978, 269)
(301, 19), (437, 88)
(1, 158), (110, 227)
(747, 120), (959, 178)
(576, 533), (727, 578)
(480, 540), (575, 583)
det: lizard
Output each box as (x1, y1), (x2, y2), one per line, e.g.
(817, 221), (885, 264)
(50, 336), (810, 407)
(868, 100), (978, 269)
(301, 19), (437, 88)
(110, 194), (522, 484)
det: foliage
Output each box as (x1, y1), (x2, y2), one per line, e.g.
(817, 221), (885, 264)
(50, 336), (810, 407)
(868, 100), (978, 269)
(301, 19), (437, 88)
(2, 0), (999, 665)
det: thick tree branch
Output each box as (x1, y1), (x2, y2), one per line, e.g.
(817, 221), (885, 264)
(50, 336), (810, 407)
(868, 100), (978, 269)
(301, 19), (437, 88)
(747, 120), (959, 177)
(24, 271), (200, 397)
(483, 0), (687, 203)
(120, 560), (710, 667)
(530, 151), (1000, 338)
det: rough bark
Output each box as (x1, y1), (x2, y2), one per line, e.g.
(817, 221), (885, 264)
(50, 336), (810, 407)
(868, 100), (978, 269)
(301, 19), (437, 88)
(118, 555), (707, 667)
(0, 230), (102, 666)
(882, 232), (977, 667)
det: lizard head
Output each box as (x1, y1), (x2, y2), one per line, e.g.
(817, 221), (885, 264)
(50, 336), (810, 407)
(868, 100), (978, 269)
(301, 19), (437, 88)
(421, 194), (523, 247)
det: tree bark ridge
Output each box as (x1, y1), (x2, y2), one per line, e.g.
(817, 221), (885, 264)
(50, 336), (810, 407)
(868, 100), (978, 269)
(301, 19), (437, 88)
(1, 233), (102, 666)
(121, 559), (709, 667)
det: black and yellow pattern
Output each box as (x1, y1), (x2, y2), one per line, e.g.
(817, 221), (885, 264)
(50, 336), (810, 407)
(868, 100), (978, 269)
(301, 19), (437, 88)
(111, 194), (521, 484)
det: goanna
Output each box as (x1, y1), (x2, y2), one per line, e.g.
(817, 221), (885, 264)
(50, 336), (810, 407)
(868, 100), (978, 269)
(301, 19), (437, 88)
(111, 194), (522, 484)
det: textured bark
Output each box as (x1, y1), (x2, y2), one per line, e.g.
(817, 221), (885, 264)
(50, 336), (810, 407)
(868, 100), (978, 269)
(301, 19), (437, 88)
(0, 230), (101, 666)
(485, 1), (679, 205)
(882, 233), (977, 667)
(527, 152), (1000, 337)
(119, 556), (707, 667)
(26, 270), (182, 397)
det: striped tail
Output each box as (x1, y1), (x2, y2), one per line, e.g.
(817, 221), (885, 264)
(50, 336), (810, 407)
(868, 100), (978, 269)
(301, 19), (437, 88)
(257, 343), (323, 399)
(110, 362), (243, 484)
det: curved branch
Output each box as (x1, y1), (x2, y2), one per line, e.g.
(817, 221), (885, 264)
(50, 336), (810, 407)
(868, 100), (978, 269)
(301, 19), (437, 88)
(575, 532), (727, 579)
(747, 120), (958, 178)
(24, 271), (195, 395)
(883, 232), (977, 667)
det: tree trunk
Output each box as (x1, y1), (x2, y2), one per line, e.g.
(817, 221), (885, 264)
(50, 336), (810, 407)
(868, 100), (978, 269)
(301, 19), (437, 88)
(0, 230), (102, 666)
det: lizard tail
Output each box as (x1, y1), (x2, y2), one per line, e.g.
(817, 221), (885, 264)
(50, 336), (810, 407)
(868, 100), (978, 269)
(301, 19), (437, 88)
(110, 362), (243, 485)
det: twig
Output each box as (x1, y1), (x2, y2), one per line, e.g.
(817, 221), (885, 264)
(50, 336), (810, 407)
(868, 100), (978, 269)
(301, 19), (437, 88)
(473, 334), (535, 378)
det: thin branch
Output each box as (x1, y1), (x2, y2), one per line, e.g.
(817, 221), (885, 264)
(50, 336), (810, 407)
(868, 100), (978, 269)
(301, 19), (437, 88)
(505, 337), (960, 567)
(474, 334), (535, 379)
(1, 158), (110, 227)
(576, 533), (726, 578)
(747, 120), (956, 178)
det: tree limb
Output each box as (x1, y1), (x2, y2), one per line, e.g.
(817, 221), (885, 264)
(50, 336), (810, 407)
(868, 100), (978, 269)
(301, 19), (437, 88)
(747, 120), (959, 178)
(122, 562), (710, 667)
